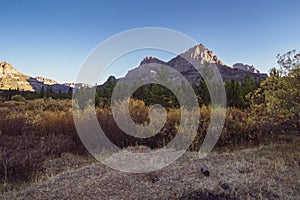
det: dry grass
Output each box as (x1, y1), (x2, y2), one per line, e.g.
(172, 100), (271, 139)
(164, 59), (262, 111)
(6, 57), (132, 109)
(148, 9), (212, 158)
(0, 98), (298, 199)
(1, 139), (299, 199)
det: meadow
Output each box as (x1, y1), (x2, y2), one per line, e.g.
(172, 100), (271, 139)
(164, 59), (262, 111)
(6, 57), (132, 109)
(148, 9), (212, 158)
(0, 50), (299, 198)
(0, 97), (280, 189)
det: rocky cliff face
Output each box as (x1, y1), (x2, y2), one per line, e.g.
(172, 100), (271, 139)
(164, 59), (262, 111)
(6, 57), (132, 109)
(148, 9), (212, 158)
(177, 44), (225, 65)
(0, 62), (34, 91)
(122, 44), (268, 84)
(0, 61), (94, 93)
(0, 62), (71, 93)
(0, 62), (21, 77)
(36, 76), (58, 85)
(233, 63), (260, 74)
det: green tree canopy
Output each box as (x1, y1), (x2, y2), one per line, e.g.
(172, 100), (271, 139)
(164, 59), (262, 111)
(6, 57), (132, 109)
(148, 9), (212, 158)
(250, 50), (300, 129)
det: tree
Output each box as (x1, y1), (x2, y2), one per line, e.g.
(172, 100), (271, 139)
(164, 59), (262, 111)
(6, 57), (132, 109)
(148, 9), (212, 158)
(67, 87), (73, 98)
(132, 81), (149, 104)
(74, 87), (95, 109)
(156, 66), (172, 87)
(97, 78), (117, 107)
(40, 86), (45, 98)
(225, 79), (243, 108)
(241, 74), (258, 107)
(250, 50), (300, 129)
(45, 86), (53, 98)
(195, 78), (210, 106)
(147, 67), (177, 108)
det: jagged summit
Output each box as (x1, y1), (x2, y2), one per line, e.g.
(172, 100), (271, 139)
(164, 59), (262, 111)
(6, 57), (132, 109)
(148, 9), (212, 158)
(179, 44), (225, 65)
(140, 56), (167, 65)
(233, 63), (260, 74)
(0, 62), (25, 78)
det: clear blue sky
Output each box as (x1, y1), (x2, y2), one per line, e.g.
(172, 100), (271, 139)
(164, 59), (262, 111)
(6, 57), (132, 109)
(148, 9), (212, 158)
(1, 0), (299, 83)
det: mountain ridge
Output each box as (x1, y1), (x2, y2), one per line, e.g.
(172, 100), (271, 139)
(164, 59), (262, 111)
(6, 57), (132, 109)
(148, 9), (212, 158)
(1, 44), (268, 93)
(123, 44), (268, 84)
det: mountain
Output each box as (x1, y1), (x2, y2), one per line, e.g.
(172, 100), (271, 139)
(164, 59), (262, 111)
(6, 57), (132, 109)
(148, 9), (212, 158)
(0, 62), (33, 91)
(0, 62), (87, 93)
(122, 44), (268, 85)
(1, 44), (268, 93)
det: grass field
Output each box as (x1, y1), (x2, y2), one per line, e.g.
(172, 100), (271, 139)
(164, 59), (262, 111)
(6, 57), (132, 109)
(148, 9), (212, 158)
(0, 99), (299, 199)
(1, 139), (299, 199)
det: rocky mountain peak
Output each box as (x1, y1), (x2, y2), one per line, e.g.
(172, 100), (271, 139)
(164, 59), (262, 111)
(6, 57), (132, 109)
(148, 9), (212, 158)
(140, 56), (167, 65)
(0, 62), (22, 78)
(123, 44), (268, 85)
(106, 75), (117, 82)
(179, 44), (225, 65)
(182, 44), (205, 59)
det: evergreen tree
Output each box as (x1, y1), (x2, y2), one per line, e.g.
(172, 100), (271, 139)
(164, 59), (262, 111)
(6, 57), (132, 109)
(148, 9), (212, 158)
(195, 78), (210, 106)
(67, 87), (73, 98)
(97, 78), (117, 107)
(225, 79), (243, 107)
(132, 83), (149, 104)
(241, 75), (258, 107)
(40, 86), (45, 98)
(147, 67), (177, 108)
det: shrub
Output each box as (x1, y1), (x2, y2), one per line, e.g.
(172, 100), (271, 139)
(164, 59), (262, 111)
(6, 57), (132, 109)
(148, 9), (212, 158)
(11, 95), (26, 102)
(0, 114), (26, 136)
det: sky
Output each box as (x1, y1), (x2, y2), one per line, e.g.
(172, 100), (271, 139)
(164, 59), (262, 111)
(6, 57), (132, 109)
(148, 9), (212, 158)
(0, 0), (300, 84)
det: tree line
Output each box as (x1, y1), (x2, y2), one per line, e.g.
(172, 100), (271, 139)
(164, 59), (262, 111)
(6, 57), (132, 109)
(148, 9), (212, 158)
(92, 72), (260, 109)
(0, 86), (73, 101)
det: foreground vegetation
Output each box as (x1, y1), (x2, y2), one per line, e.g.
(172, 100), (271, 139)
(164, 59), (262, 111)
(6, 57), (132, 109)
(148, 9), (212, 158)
(0, 98), (264, 186)
(0, 50), (299, 196)
(1, 140), (299, 199)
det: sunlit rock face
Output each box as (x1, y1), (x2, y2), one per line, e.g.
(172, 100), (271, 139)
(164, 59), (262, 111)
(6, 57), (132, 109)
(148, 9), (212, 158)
(233, 63), (260, 74)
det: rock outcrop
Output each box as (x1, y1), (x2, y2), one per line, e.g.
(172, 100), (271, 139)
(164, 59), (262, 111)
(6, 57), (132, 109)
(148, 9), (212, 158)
(140, 56), (168, 65)
(177, 44), (225, 65)
(0, 62), (34, 91)
(233, 63), (260, 74)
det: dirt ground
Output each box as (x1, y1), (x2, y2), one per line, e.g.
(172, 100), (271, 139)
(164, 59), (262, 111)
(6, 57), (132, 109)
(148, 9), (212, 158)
(1, 139), (300, 200)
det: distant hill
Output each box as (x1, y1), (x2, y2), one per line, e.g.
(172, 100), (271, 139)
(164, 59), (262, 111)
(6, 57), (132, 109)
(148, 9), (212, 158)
(0, 62), (88, 93)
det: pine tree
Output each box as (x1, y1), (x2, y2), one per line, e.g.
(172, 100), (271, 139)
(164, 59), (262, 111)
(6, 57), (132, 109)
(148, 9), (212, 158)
(225, 79), (243, 107)
(40, 86), (45, 98)
(195, 78), (210, 106)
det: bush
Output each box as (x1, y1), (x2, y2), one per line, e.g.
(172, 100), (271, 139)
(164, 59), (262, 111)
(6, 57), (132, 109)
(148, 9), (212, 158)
(11, 95), (26, 102)
(0, 98), (267, 186)
(0, 114), (26, 136)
